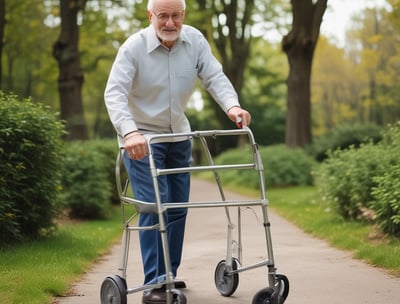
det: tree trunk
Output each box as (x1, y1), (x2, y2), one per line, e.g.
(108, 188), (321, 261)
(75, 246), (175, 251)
(53, 0), (88, 140)
(282, 0), (327, 147)
(0, 0), (5, 88)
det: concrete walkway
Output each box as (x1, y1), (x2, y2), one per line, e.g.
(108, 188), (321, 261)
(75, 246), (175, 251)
(54, 179), (400, 304)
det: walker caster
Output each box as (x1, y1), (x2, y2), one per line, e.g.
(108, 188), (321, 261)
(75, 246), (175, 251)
(252, 274), (289, 304)
(170, 289), (187, 303)
(100, 275), (127, 304)
(214, 258), (240, 297)
(252, 287), (275, 304)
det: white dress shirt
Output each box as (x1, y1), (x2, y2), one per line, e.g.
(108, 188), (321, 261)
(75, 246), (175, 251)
(104, 24), (240, 146)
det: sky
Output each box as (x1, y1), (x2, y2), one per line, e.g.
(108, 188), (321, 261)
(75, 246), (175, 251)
(320, 0), (389, 47)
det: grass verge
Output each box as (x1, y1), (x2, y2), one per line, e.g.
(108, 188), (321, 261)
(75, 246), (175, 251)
(0, 207), (122, 304)
(266, 186), (400, 276)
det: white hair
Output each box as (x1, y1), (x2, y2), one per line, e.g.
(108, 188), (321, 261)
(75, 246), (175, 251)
(147, 0), (186, 10)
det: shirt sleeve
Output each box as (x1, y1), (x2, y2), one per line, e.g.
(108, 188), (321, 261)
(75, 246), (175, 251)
(104, 39), (138, 138)
(196, 35), (240, 113)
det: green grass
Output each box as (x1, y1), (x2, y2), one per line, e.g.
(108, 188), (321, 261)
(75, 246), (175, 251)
(0, 207), (122, 304)
(266, 186), (400, 276)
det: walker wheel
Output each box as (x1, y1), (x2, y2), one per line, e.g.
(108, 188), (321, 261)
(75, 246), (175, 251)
(214, 258), (240, 297)
(100, 275), (127, 304)
(252, 274), (289, 304)
(170, 289), (187, 304)
(252, 287), (274, 304)
(276, 274), (289, 301)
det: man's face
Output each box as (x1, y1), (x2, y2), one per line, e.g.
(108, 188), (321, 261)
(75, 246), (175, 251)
(148, 0), (185, 47)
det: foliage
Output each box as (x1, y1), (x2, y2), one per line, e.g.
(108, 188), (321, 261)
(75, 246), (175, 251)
(249, 103), (286, 145)
(314, 4), (400, 132)
(242, 38), (287, 146)
(213, 144), (316, 189)
(314, 144), (386, 219)
(0, 92), (65, 244)
(312, 36), (359, 134)
(59, 141), (113, 220)
(370, 122), (400, 235)
(371, 164), (400, 236)
(2, 1), (59, 105)
(307, 123), (382, 162)
(314, 121), (400, 235)
(89, 139), (120, 205)
(260, 145), (317, 187)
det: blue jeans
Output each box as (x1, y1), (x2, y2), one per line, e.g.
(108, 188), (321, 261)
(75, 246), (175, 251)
(124, 140), (191, 285)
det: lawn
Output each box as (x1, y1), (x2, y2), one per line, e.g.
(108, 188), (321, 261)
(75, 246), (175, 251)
(0, 207), (122, 304)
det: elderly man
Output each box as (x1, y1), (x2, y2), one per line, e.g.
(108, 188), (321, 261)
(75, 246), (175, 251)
(104, 0), (251, 302)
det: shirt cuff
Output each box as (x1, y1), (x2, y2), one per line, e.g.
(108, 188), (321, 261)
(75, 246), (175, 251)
(223, 98), (240, 113)
(119, 120), (137, 138)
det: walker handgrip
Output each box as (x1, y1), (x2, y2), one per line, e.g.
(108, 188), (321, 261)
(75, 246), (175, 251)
(236, 117), (243, 129)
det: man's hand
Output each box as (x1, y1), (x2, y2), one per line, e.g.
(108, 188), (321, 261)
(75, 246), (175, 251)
(124, 132), (148, 160)
(227, 106), (252, 128)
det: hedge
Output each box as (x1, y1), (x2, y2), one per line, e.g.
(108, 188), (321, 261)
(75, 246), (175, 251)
(0, 92), (65, 244)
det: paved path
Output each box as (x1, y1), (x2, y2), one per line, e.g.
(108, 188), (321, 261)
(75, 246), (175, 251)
(54, 179), (400, 304)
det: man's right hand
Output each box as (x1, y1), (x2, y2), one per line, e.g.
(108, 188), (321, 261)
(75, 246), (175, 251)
(124, 132), (148, 160)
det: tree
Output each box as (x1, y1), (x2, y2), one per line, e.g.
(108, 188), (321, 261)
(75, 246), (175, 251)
(1, 2), (58, 101)
(282, 0), (327, 147)
(53, 0), (88, 140)
(312, 36), (359, 135)
(0, 0), (5, 88)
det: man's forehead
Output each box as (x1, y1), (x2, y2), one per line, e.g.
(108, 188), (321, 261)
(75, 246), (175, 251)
(153, 0), (184, 11)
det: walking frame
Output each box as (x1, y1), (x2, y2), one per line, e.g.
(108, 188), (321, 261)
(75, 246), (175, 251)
(100, 127), (289, 304)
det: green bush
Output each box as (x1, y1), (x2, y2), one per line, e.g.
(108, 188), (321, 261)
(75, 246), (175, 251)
(59, 141), (112, 219)
(261, 145), (317, 187)
(88, 139), (120, 204)
(315, 122), (400, 229)
(214, 144), (316, 189)
(308, 123), (382, 162)
(370, 122), (400, 235)
(314, 144), (386, 219)
(371, 164), (400, 236)
(0, 92), (65, 244)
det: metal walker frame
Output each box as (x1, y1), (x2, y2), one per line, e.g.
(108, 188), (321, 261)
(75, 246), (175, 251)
(100, 127), (289, 304)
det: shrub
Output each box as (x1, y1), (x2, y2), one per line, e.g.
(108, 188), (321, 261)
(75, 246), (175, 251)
(59, 141), (112, 219)
(314, 144), (387, 219)
(0, 92), (65, 244)
(371, 163), (400, 236)
(88, 139), (120, 204)
(315, 121), (400, 224)
(260, 145), (317, 187)
(370, 122), (400, 235)
(214, 144), (316, 189)
(308, 123), (382, 162)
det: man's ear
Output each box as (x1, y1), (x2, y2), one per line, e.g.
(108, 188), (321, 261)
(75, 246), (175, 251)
(147, 10), (152, 22)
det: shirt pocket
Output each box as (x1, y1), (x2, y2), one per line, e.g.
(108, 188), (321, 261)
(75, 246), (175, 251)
(175, 68), (198, 98)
